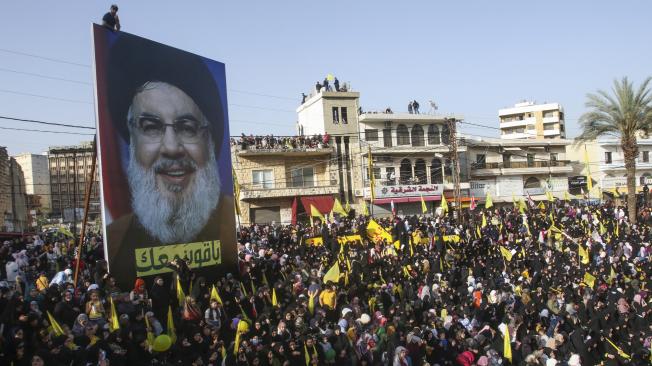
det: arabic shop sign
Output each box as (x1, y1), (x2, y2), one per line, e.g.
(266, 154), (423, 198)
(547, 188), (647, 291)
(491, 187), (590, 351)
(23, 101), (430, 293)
(375, 184), (443, 198)
(135, 240), (222, 277)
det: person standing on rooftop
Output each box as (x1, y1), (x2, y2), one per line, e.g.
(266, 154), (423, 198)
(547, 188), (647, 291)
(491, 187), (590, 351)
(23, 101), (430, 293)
(102, 4), (121, 31)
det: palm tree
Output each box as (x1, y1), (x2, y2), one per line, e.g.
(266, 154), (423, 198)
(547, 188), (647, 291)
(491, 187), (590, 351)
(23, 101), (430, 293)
(576, 77), (652, 223)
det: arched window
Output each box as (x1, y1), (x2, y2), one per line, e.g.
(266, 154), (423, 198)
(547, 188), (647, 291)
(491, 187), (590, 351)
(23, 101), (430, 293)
(428, 124), (440, 145)
(524, 177), (541, 189)
(414, 159), (427, 184)
(441, 124), (450, 145)
(431, 159), (443, 184)
(396, 124), (410, 145)
(411, 124), (425, 147)
(400, 159), (412, 184)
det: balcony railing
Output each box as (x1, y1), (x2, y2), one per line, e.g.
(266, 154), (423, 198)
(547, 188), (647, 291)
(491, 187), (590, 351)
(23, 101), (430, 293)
(471, 160), (571, 169)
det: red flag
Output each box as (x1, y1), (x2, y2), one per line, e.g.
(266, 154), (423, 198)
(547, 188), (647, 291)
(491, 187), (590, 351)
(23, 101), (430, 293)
(470, 195), (477, 211)
(391, 200), (396, 216)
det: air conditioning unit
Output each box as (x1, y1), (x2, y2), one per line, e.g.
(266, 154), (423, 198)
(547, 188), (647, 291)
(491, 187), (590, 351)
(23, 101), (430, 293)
(354, 189), (364, 197)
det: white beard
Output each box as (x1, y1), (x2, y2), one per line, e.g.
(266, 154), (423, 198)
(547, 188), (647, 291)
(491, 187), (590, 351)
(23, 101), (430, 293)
(126, 143), (221, 244)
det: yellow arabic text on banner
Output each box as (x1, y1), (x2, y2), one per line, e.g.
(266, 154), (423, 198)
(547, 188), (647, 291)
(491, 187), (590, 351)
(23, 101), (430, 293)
(135, 241), (222, 276)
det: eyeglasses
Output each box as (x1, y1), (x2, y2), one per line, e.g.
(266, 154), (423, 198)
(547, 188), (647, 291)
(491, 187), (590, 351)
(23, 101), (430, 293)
(133, 116), (208, 144)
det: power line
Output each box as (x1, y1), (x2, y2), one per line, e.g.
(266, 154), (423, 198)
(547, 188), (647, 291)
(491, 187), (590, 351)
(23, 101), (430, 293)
(0, 67), (91, 85)
(0, 88), (92, 104)
(229, 89), (296, 101)
(0, 115), (95, 130)
(0, 48), (90, 68)
(0, 126), (94, 136)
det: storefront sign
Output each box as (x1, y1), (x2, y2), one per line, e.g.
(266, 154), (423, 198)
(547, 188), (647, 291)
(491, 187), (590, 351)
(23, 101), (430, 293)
(374, 184), (443, 198)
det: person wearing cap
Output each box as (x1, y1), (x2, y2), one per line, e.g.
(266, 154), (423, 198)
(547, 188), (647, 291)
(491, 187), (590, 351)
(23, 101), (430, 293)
(102, 4), (121, 31)
(101, 30), (235, 287)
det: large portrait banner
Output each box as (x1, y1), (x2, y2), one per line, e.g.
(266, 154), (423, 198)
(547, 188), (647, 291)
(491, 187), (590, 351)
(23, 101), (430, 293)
(92, 24), (237, 288)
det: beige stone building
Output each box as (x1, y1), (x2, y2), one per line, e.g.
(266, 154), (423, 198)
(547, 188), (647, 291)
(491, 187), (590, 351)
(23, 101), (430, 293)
(0, 147), (28, 232)
(232, 138), (339, 225)
(14, 153), (51, 215)
(499, 101), (566, 140)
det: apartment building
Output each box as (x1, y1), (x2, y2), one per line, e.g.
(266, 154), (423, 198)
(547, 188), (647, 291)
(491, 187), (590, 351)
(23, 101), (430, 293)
(358, 113), (469, 216)
(499, 101), (566, 140)
(231, 136), (339, 225)
(466, 137), (573, 202)
(48, 142), (100, 224)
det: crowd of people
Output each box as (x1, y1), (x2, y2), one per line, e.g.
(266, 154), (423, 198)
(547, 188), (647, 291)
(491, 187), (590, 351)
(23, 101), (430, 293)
(0, 200), (651, 365)
(232, 134), (330, 151)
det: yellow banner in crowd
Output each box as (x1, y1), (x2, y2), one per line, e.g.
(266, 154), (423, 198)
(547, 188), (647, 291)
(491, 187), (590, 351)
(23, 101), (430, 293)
(135, 241), (222, 276)
(305, 235), (364, 246)
(443, 235), (460, 243)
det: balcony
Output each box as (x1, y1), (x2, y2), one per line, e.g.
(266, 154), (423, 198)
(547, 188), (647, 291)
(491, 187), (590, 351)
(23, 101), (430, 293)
(500, 117), (535, 128)
(471, 160), (572, 177)
(235, 145), (332, 157)
(240, 183), (339, 200)
(542, 116), (560, 124)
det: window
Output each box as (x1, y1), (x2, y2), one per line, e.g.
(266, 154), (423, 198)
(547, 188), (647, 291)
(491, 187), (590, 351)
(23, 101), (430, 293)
(527, 154), (535, 167)
(399, 159), (412, 184)
(341, 107), (348, 124)
(543, 111), (555, 118)
(544, 124), (555, 130)
(503, 154), (511, 168)
(364, 129), (379, 141)
(385, 167), (396, 185)
(524, 177), (541, 189)
(383, 128), (393, 147)
(643, 151), (649, 163)
(427, 125), (440, 145)
(441, 124), (450, 145)
(414, 159), (427, 184)
(396, 124), (410, 145)
(605, 152), (612, 164)
(290, 167), (314, 188)
(476, 154), (486, 168)
(550, 153), (558, 165)
(332, 107), (339, 124)
(431, 159), (443, 184)
(252, 169), (274, 189)
(411, 124), (425, 147)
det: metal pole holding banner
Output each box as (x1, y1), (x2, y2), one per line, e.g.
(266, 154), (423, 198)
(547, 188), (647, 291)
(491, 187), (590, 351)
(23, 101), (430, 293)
(73, 136), (97, 290)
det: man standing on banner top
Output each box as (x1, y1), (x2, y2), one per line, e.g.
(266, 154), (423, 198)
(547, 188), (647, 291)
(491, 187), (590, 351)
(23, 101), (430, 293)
(102, 4), (121, 31)
(101, 29), (235, 285)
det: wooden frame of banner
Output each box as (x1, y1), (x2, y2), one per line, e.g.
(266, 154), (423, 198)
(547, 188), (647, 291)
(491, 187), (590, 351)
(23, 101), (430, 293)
(73, 136), (97, 289)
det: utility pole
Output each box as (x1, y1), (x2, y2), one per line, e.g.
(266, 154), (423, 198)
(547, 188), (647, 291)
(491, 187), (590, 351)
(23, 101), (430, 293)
(446, 118), (462, 219)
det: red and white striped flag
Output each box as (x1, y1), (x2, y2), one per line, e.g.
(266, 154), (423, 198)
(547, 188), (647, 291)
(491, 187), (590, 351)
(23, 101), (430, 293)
(470, 195), (477, 211)
(391, 200), (396, 216)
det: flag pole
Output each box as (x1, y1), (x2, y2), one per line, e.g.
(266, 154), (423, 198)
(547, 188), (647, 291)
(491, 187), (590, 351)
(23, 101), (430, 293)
(73, 136), (97, 290)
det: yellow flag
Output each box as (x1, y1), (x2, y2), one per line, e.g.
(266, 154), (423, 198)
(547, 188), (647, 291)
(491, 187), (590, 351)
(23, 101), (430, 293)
(345, 199), (351, 213)
(440, 308), (448, 319)
(421, 195), (428, 214)
(583, 272), (596, 288)
(546, 191), (554, 202)
(605, 337), (631, 360)
(615, 221), (619, 237)
(440, 195), (449, 213)
(564, 191), (570, 201)
(485, 191), (493, 209)
(209, 285), (223, 305)
(47, 311), (65, 336)
(310, 205), (324, 220)
(232, 167), (241, 216)
(368, 146), (376, 202)
(323, 262), (340, 284)
(167, 305), (176, 343)
(476, 226), (481, 238)
(309, 293), (316, 315)
(537, 201), (545, 210)
(599, 221), (607, 235)
(304, 343), (311, 366)
(362, 200), (370, 216)
(176, 276), (185, 307)
(109, 297), (120, 332)
(500, 246), (513, 261)
(481, 213), (487, 228)
(578, 245), (589, 265)
(144, 312), (155, 346)
(366, 219), (393, 243)
(333, 198), (348, 216)
(608, 266), (616, 285)
(503, 324), (512, 363)
(272, 288), (279, 307)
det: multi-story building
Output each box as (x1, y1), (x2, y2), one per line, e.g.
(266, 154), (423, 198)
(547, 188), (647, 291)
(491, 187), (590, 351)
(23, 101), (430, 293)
(0, 147), (28, 232)
(466, 137), (573, 202)
(567, 137), (652, 199)
(48, 142), (100, 225)
(232, 136), (339, 225)
(14, 153), (51, 215)
(358, 113), (469, 215)
(499, 101), (566, 140)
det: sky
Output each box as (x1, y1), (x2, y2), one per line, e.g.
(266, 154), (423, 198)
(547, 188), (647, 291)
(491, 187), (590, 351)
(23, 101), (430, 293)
(0, 0), (650, 155)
